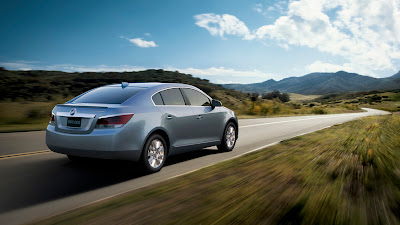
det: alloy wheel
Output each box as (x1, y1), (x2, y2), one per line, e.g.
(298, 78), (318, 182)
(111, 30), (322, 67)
(147, 139), (165, 169)
(225, 125), (236, 148)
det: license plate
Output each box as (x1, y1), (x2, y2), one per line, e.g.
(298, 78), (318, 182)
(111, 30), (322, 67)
(67, 117), (81, 127)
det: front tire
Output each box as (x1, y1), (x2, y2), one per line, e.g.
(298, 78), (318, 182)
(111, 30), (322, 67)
(141, 134), (167, 173)
(217, 122), (237, 152)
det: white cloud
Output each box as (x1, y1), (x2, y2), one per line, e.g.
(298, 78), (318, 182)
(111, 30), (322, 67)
(216, 80), (235, 84)
(129, 38), (158, 48)
(306, 61), (374, 75)
(58, 65), (148, 72)
(267, 6), (275, 11)
(0, 61), (148, 72)
(0, 60), (40, 70)
(165, 66), (274, 79)
(121, 36), (158, 48)
(253, 1), (288, 15)
(255, 0), (400, 72)
(0, 61), (275, 83)
(254, 3), (263, 13)
(194, 13), (254, 40)
(194, 0), (400, 74)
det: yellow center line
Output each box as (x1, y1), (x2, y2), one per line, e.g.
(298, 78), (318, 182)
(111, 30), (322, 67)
(0, 150), (52, 160)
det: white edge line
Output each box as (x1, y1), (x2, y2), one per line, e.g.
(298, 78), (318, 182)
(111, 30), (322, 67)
(239, 114), (355, 128)
(34, 124), (336, 222)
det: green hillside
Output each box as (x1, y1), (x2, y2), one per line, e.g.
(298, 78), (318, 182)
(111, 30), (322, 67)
(0, 68), (248, 108)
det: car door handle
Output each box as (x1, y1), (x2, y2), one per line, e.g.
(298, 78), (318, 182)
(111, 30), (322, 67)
(167, 115), (173, 120)
(197, 115), (203, 119)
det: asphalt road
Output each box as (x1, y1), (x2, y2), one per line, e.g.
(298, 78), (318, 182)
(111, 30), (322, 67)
(0, 108), (389, 224)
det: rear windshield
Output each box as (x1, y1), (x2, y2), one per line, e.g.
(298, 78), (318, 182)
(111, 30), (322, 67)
(71, 87), (146, 104)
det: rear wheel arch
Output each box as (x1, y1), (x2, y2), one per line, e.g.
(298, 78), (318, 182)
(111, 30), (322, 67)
(143, 128), (170, 155)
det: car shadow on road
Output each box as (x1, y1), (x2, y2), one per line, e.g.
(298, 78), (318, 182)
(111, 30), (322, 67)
(0, 147), (220, 214)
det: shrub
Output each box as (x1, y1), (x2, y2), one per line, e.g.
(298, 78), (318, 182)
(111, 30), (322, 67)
(342, 104), (360, 111)
(312, 108), (327, 114)
(252, 105), (261, 114)
(292, 103), (302, 109)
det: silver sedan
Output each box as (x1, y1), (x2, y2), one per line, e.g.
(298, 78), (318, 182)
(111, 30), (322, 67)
(46, 82), (238, 172)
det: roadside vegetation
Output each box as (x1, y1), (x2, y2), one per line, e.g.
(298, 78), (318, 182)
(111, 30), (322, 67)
(32, 114), (400, 225)
(235, 90), (361, 119)
(312, 89), (400, 113)
(0, 69), (361, 132)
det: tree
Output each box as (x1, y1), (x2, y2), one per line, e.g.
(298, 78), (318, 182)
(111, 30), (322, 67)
(262, 90), (290, 102)
(280, 93), (290, 102)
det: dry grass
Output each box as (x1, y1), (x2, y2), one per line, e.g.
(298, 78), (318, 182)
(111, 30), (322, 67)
(0, 97), (68, 132)
(289, 93), (321, 102)
(234, 99), (362, 117)
(317, 90), (400, 113)
(31, 114), (400, 225)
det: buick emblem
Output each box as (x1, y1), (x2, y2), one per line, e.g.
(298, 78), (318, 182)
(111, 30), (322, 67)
(70, 108), (76, 116)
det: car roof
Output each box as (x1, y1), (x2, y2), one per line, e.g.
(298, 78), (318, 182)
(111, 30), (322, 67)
(105, 82), (193, 89)
(101, 82), (211, 105)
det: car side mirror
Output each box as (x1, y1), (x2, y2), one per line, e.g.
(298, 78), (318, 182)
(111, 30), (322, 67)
(211, 99), (222, 108)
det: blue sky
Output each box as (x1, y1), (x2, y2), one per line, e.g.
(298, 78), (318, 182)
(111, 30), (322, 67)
(1, 0), (400, 83)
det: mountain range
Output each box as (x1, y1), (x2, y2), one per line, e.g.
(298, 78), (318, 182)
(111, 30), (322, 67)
(223, 71), (400, 95)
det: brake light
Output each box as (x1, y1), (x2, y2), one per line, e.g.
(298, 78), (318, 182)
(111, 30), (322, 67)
(95, 114), (134, 129)
(49, 113), (55, 125)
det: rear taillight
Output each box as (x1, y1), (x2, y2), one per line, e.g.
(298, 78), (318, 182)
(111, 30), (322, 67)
(95, 114), (134, 129)
(49, 113), (55, 125)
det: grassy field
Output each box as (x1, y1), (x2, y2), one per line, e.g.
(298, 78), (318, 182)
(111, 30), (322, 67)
(289, 93), (321, 102)
(0, 96), (71, 132)
(234, 99), (362, 119)
(32, 114), (400, 225)
(314, 89), (400, 113)
(360, 91), (400, 112)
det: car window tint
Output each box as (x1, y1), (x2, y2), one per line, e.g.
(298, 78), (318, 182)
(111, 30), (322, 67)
(182, 88), (211, 106)
(152, 92), (164, 105)
(160, 88), (186, 105)
(72, 87), (145, 104)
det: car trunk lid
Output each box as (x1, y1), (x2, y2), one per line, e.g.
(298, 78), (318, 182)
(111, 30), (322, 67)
(54, 103), (111, 134)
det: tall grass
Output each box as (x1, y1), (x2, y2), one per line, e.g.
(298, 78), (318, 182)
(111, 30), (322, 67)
(234, 99), (360, 118)
(0, 95), (71, 132)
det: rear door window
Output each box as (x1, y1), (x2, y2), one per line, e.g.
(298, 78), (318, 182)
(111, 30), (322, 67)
(159, 88), (186, 105)
(152, 92), (164, 105)
(182, 88), (211, 106)
(72, 87), (145, 104)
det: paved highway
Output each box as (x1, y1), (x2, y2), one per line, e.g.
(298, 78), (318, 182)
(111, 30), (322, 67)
(0, 108), (389, 224)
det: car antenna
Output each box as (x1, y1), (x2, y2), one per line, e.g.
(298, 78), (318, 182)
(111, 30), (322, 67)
(121, 82), (129, 88)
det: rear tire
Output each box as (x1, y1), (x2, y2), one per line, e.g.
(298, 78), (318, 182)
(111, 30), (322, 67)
(217, 122), (237, 152)
(141, 134), (167, 173)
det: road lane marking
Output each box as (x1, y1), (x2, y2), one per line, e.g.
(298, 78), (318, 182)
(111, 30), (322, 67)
(239, 113), (357, 128)
(0, 150), (52, 160)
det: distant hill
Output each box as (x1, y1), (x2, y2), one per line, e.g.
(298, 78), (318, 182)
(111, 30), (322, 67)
(223, 71), (400, 95)
(0, 68), (248, 108)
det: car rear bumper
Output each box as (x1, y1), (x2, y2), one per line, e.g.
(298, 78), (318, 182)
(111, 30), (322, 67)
(46, 125), (142, 161)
